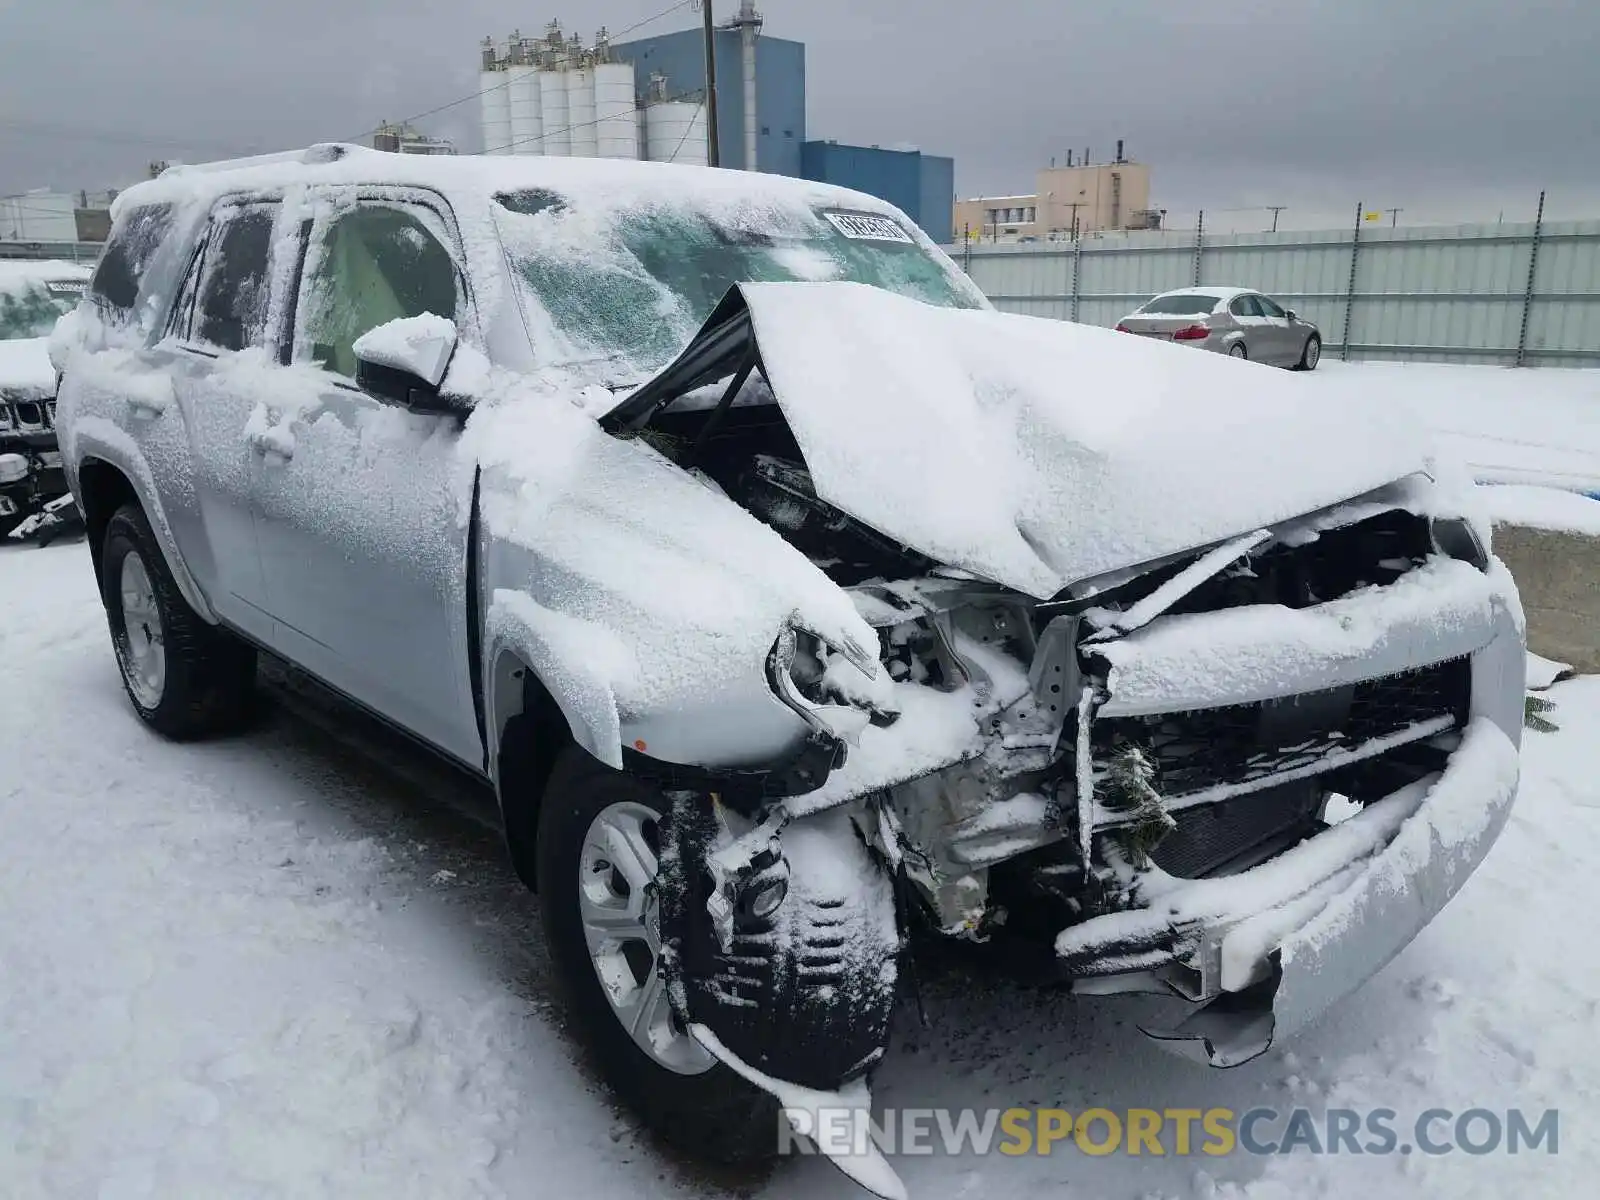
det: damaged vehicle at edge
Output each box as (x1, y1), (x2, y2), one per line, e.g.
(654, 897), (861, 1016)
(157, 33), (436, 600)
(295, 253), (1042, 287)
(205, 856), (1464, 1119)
(50, 146), (1524, 1199)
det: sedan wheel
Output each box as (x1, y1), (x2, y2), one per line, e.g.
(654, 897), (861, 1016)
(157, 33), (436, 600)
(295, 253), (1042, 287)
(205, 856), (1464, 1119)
(578, 800), (716, 1076)
(1301, 335), (1322, 370)
(1228, 343), (1248, 360)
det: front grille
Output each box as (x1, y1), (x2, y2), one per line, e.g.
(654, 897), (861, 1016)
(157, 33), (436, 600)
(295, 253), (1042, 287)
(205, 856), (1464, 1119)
(13, 401), (45, 429)
(1098, 656), (1469, 806)
(1150, 779), (1323, 878)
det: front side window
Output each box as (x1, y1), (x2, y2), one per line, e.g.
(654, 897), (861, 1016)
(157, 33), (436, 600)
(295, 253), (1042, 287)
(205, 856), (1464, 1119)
(191, 205), (278, 352)
(1229, 295), (1265, 318)
(494, 190), (983, 374)
(1256, 295), (1286, 318)
(296, 203), (461, 379)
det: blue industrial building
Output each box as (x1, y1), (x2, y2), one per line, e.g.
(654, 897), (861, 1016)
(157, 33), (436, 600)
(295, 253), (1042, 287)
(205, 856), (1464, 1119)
(799, 141), (955, 242)
(611, 28), (806, 177)
(611, 26), (955, 240)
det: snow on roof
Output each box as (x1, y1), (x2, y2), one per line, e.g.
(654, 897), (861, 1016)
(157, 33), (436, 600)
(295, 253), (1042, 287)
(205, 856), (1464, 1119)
(1150, 285), (1255, 300)
(114, 143), (909, 227)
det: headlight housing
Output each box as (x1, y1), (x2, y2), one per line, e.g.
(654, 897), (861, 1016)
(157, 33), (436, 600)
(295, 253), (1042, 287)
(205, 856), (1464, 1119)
(766, 623), (899, 744)
(1431, 515), (1490, 571)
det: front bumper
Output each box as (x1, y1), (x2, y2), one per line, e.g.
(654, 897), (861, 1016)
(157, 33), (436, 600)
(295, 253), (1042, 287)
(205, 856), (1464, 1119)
(1061, 557), (1525, 1065)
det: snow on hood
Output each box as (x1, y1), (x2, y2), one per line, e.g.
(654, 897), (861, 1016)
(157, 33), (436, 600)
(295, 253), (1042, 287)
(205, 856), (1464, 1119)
(0, 338), (56, 392)
(734, 281), (1427, 597)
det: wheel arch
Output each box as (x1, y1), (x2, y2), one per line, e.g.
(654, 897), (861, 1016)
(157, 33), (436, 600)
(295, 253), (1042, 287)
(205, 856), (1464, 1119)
(486, 641), (590, 892)
(74, 453), (217, 624)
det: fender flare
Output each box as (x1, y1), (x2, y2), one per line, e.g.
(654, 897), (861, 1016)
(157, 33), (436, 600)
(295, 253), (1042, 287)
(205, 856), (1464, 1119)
(482, 590), (630, 777)
(69, 423), (218, 624)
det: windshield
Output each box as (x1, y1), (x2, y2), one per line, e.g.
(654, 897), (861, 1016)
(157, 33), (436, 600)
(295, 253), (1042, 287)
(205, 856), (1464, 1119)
(493, 189), (984, 374)
(1138, 293), (1221, 315)
(0, 278), (82, 341)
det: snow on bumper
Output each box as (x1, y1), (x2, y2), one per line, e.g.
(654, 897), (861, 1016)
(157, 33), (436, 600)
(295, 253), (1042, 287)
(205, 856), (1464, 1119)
(1060, 556), (1525, 1065)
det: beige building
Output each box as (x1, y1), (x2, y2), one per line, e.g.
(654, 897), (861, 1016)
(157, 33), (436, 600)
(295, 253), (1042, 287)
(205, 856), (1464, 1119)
(952, 158), (1158, 242)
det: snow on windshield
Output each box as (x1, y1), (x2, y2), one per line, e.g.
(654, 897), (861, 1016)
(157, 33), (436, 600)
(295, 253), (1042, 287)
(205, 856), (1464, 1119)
(491, 188), (984, 377)
(0, 261), (89, 342)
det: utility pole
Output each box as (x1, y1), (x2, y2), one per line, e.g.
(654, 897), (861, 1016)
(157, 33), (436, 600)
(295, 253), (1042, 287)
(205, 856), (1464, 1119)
(701, 0), (720, 167)
(1265, 205), (1286, 233)
(1384, 207), (1402, 227)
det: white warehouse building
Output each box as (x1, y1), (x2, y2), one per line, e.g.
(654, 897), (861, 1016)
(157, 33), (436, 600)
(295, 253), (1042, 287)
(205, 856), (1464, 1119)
(478, 23), (708, 166)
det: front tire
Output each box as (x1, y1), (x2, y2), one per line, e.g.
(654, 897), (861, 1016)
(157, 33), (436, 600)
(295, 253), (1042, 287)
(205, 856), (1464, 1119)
(100, 503), (256, 738)
(536, 747), (779, 1163)
(1297, 334), (1322, 370)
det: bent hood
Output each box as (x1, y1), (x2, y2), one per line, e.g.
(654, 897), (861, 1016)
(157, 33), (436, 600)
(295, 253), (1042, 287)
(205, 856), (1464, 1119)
(615, 281), (1427, 600)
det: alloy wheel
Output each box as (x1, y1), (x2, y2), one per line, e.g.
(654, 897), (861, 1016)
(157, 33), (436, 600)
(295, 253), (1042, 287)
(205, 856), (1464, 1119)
(577, 801), (715, 1075)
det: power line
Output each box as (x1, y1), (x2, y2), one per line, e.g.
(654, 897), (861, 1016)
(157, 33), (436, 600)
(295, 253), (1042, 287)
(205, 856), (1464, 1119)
(346, 0), (697, 144)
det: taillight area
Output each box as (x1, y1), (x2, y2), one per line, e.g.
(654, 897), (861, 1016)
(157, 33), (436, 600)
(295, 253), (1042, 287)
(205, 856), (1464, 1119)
(1115, 322), (1134, 333)
(1172, 324), (1211, 341)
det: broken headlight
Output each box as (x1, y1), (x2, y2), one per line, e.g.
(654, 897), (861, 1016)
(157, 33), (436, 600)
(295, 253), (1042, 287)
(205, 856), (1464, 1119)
(766, 623), (899, 744)
(1430, 516), (1490, 571)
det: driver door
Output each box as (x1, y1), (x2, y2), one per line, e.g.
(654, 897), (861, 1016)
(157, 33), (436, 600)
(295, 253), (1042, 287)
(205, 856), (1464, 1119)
(250, 188), (482, 767)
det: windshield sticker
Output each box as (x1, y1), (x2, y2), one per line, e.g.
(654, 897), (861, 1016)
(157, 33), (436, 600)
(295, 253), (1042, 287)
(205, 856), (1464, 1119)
(823, 211), (914, 244)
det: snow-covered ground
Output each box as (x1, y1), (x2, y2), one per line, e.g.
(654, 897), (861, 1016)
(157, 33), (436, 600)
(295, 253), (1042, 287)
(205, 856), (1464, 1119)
(1312, 362), (1600, 494)
(3, 532), (1597, 1198)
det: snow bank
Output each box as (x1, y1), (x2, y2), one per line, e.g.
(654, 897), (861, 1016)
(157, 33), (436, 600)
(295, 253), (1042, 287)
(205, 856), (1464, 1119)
(739, 281), (1427, 598)
(1481, 483), (1600, 536)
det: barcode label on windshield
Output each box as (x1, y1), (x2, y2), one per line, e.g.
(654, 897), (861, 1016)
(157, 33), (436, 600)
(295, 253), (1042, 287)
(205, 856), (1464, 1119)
(823, 211), (913, 243)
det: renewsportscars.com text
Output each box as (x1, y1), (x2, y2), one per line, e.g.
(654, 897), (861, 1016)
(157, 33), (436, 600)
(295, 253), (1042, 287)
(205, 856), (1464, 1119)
(779, 1106), (1560, 1158)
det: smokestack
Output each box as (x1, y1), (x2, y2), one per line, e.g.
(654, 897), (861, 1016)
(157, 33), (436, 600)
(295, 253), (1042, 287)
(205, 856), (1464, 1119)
(1116, 138), (1124, 163)
(1065, 149), (1073, 167)
(737, 0), (763, 171)
(1084, 147), (1090, 166)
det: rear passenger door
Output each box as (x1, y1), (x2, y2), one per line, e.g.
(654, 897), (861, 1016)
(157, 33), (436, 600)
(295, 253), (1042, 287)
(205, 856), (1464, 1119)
(152, 198), (290, 643)
(249, 188), (481, 766)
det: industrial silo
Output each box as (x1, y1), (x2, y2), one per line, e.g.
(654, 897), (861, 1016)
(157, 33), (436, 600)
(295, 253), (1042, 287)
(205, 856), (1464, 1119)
(506, 64), (543, 155)
(480, 72), (513, 156)
(593, 62), (638, 160)
(645, 101), (709, 167)
(566, 68), (599, 158)
(537, 67), (571, 156)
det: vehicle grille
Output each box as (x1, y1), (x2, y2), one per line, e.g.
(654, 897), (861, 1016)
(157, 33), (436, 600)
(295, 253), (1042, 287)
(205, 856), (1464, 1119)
(1095, 656), (1471, 878)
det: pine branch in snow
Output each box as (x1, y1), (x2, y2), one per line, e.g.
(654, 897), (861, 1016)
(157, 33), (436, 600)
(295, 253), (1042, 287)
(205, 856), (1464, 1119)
(1525, 693), (1560, 734)
(1100, 744), (1177, 866)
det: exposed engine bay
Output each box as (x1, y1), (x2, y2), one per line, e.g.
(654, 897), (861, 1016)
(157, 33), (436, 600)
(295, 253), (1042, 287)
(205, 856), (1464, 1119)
(614, 330), (1492, 973)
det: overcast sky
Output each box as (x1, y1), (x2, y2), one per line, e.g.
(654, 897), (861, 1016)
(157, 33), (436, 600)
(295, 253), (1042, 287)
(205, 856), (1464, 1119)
(3, 0), (1597, 231)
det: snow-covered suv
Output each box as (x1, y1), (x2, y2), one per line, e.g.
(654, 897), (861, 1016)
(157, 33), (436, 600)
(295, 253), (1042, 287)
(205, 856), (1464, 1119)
(52, 145), (1524, 1195)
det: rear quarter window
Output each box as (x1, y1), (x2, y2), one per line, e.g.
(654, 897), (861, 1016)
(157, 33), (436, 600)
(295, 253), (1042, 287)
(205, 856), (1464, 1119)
(89, 203), (177, 324)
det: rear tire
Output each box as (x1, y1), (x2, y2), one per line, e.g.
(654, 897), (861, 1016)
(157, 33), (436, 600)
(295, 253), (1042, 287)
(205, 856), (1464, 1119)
(1296, 334), (1322, 370)
(100, 503), (256, 738)
(535, 747), (780, 1163)
(1228, 343), (1249, 360)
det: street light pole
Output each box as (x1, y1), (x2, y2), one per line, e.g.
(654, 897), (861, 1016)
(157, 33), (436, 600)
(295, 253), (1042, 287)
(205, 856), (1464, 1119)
(1266, 205), (1286, 233)
(701, 0), (720, 167)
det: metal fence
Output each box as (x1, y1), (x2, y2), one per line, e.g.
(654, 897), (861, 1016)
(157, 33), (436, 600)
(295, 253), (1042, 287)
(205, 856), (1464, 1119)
(948, 201), (1600, 367)
(0, 239), (104, 265)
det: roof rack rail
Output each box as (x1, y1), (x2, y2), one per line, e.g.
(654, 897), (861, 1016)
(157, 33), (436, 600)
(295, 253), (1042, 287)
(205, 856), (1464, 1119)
(159, 143), (360, 178)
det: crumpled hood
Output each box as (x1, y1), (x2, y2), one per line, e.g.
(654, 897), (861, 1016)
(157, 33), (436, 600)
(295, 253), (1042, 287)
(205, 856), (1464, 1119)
(728, 281), (1427, 598)
(0, 337), (56, 393)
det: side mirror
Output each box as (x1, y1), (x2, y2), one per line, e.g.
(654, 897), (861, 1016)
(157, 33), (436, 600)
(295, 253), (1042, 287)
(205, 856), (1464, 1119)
(353, 314), (461, 412)
(1284, 309), (1298, 322)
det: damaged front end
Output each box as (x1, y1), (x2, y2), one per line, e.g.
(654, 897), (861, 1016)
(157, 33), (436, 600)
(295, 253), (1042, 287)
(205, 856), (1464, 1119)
(600, 284), (1523, 1189)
